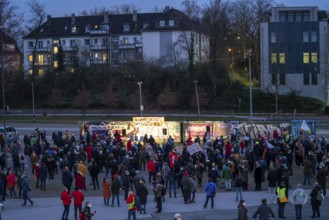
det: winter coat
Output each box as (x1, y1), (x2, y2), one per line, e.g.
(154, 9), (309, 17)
(61, 190), (71, 205)
(237, 204), (248, 220)
(153, 183), (164, 198)
(77, 162), (87, 177)
(303, 159), (313, 176)
(316, 168), (328, 187)
(292, 188), (306, 205)
(89, 163), (100, 177)
(252, 204), (275, 220)
(71, 189), (84, 206)
(6, 173), (16, 188)
(310, 186), (322, 206)
(147, 160), (156, 173)
(181, 176), (189, 191)
(74, 173), (85, 190)
(204, 181), (216, 196)
(62, 170), (73, 187)
(223, 166), (232, 180)
(267, 169), (278, 188)
(187, 176), (196, 192)
(254, 166), (263, 183)
(102, 181), (111, 198)
(137, 184), (148, 204)
(126, 194), (137, 211)
(40, 165), (47, 180)
(111, 178), (121, 195)
(22, 177), (30, 192)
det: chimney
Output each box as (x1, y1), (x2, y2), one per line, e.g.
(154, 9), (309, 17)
(163, 6), (170, 13)
(46, 15), (51, 25)
(132, 10), (138, 22)
(71, 13), (76, 24)
(103, 12), (109, 23)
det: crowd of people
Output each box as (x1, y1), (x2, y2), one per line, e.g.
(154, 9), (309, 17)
(0, 126), (328, 220)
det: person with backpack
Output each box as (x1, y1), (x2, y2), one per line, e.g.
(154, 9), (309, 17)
(292, 183), (306, 220)
(235, 173), (243, 202)
(310, 182), (323, 218)
(203, 178), (216, 209)
(126, 191), (137, 220)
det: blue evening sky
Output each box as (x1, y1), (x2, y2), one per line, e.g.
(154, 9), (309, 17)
(16, 0), (329, 17)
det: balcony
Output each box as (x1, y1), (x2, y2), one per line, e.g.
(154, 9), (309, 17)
(118, 42), (142, 49)
(90, 45), (109, 50)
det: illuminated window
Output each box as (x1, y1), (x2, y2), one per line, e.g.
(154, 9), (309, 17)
(38, 69), (44, 75)
(71, 26), (77, 33)
(95, 53), (98, 59)
(311, 53), (317, 63)
(38, 55), (44, 64)
(279, 53), (285, 64)
(54, 61), (58, 68)
(28, 55), (33, 62)
(303, 52), (309, 64)
(29, 69), (33, 75)
(123, 37), (128, 45)
(53, 46), (58, 54)
(102, 53), (107, 62)
(271, 53), (277, 63)
(53, 40), (59, 44)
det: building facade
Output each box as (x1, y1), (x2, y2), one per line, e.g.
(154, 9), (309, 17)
(0, 32), (22, 74)
(260, 6), (329, 105)
(23, 7), (209, 76)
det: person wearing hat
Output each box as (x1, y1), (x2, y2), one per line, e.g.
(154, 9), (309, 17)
(252, 199), (275, 220)
(276, 181), (288, 219)
(316, 162), (328, 196)
(292, 183), (306, 220)
(310, 182), (323, 218)
(237, 199), (248, 220)
(173, 213), (181, 220)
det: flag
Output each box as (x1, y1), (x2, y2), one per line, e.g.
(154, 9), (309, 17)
(266, 141), (276, 149)
(301, 120), (310, 132)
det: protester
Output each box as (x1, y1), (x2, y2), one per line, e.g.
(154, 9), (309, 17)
(153, 180), (165, 213)
(203, 178), (216, 209)
(6, 170), (17, 198)
(252, 198), (275, 220)
(126, 191), (137, 220)
(136, 179), (148, 214)
(292, 183), (306, 220)
(173, 213), (181, 220)
(82, 201), (96, 220)
(62, 166), (73, 193)
(310, 182), (323, 218)
(21, 173), (33, 206)
(72, 188), (84, 220)
(61, 187), (71, 220)
(276, 181), (288, 219)
(237, 199), (248, 220)
(102, 178), (111, 206)
(111, 174), (121, 207)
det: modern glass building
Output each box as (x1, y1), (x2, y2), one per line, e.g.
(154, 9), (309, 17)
(260, 7), (329, 105)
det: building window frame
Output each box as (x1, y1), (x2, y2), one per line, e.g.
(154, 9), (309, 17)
(303, 52), (309, 64)
(303, 73), (310, 85)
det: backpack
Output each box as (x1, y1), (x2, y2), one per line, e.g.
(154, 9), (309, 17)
(316, 190), (324, 201)
(161, 186), (167, 196)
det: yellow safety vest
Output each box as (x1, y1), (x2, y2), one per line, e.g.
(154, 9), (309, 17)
(277, 187), (286, 198)
(128, 197), (135, 210)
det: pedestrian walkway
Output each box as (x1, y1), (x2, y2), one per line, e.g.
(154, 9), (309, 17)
(1, 190), (317, 220)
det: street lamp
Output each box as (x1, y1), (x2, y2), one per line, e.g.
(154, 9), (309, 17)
(194, 80), (200, 116)
(247, 49), (253, 150)
(137, 81), (143, 116)
(31, 82), (36, 121)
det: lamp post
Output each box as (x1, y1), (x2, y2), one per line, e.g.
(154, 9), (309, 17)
(137, 81), (143, 116)
(31, 82), (35, 121)
(247, 49), (253, 150)
(194, 80), (200, 116)
(0, 26), (6, 155)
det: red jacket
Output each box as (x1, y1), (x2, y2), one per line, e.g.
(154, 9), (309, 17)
(147, 160), (156, 173)
(127, 140), (132, 152)
(71, 190), (84, 206)
(34, 165), (40, 179)
(6, 173), (16, 187)
(61, 190), (71, 205)
(86, 145), (93, 160)
(126, 194), (137, 211)
(75, 174), (85, 190)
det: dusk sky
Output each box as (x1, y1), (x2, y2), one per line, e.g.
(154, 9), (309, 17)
(16, 0), (329, 17)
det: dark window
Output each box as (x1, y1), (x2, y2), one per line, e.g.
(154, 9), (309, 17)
(303, 12), (310, 22)
(311, 74), (317, 85)
(84, 39), (90, 45)
(295, 12), (301, 22)
(279, 12), (286, 22)
(288, 13), (293, 22)
(303, 73), (310, 85)
(279, 74), (286, 85)
(271, 74), (277, 85)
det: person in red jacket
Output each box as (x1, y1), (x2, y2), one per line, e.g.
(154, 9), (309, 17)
(127, 139), (132, 152)
(147, 159), (156, 183)
(61, 187), (71, 220)
(72, 188), (85, 220)
(225, 140), (232, 161)
(126, 191), (137, 220)
(34, 163), (40, 188)
(85, 145), (93, 163)
(75, 171), (85, 190)
(6, 170), (17, 198)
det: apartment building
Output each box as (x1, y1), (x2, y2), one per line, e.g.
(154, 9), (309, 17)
(23, 7), (209, 75)
(260, 6), (329, 105)
(0, 32), (22, 74)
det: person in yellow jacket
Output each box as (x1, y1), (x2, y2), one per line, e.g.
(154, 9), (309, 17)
(276, 181), (288, 219)
(77, 161), (87, 190)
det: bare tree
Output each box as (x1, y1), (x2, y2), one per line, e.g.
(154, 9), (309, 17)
(26, 0), (46, 79)
(48, 87), (66, 108)
(101, 83), (119, 109)
(0, 0), (24, 40)
(73, 86), (92, 110)
(181, 0), (201, 20)
(157, 83), (178, 109)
